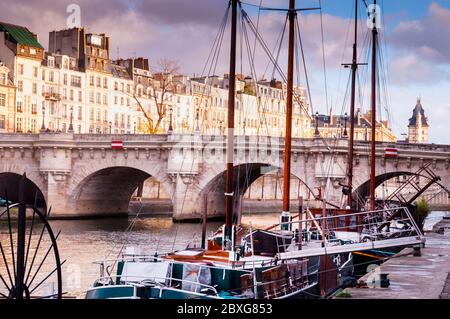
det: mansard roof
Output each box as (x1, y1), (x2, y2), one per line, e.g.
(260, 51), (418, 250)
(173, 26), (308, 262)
(0, 22), (44, 49)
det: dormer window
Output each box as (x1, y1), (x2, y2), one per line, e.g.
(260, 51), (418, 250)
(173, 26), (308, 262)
(30, 48), (36, 55)
(48, 58), (55, 68)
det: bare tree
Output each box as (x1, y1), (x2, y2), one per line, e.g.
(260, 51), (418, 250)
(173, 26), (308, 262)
(133, 58), (180, 134)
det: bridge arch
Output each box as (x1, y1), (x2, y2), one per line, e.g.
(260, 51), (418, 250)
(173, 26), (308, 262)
(67, 163), (174, 218)
(193, 163), (309, 220)
(0, 172), (47, 210)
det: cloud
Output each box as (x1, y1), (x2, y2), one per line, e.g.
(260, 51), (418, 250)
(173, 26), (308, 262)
(389, 2), (450, 64)
(389, 53), (445, 86)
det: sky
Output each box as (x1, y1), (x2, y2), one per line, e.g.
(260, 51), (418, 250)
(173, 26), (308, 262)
(0, 0), (449, 144)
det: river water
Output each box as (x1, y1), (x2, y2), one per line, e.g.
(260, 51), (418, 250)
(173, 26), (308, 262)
(0, 211), (448, 298)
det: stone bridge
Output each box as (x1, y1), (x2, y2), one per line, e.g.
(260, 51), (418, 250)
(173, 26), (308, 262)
(0, 132), (449, 221)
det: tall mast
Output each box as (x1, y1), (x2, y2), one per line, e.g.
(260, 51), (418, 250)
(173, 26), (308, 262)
(346, 0), (359, 208)
(282, 0), (296, 215)
(224, 0), (238, 250)
(370, 0), (378, 211)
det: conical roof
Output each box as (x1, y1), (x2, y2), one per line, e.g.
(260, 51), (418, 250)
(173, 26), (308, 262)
(408, 98), (429, 127)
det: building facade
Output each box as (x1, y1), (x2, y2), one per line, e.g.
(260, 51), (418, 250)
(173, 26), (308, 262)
(0, 22), (45, 133)
(0, 63), (15, 132)
(0, 22), (398, 142)
(314, 108), (397, 142)
(41, 54), (86, 133)
(407, 98), (429, 144)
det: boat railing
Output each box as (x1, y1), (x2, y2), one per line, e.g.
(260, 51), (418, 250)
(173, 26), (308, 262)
(91, 274), (219, 296)
(273, 207), (424, 259)
(92, 255), (257, 278)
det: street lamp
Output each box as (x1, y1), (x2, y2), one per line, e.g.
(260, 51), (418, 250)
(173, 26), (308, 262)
(109, 121), (112, 134)
(168, 106), (173, 134)
(41, 105), (46, 131)
(314, 111), (320, 137)
(68, 106), (74, 132)
(343, 112), (348, 137)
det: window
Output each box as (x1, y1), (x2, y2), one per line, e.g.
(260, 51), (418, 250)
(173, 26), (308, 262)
(18, 64), (24, 75)
(120, 97), (124, 106)
(31, 103), (37, 114)
(114, 82), (118, 91)
(0, 73), (5, 85)
(70, 89), (74, 101)
(96, 93), (101, 104)
(49, 71), (54, 82)
(97, 109), (101, 122)
(49, 102), (55, 115)
(71, 75), (81, 88)
(126, 84), (130, 93)
(114, 114), (118, 126)
(126, 98), (130, 107)
(127, 115), (131, 128)
(103, 110), (107, 122)
(32, 83), (37, 94)
(78, 106), (83, 120)
(120, 83), (124, 92)
(33, 66), (38, 78)
(103, 78), (108, 88)
(96, 77), (101, 87)
(30, 119), (36, 133)
(18, 81), (23, 92)
(17, 101), (23, 112)
(89, 91), (94, 103)
(114, 96), (118, 105)
(89, 109), (94, 121)
(0, 115), (5, 129)
(0, 94), (5, 107)
(42, 70), (45, 81)
(90, 75), (95, 86)
(78, 91), (82, 102)
(16, 117), (22, 132)
(62, 104), (67, 118)
(64, 74), (68, 85)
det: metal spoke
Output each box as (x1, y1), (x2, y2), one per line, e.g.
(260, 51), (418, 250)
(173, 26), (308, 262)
(0, 242), (14, 288)
(24, 209), (37, 274)
(0, 272), (11, 292)
(26, 231), (61, 288)
(24, 209), (51, 286)
(5, 192), (17, 281)
(0, 291), (9, 299)
(29, 260), (66, 295)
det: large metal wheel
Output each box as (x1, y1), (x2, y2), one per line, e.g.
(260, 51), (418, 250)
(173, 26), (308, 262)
(0, 174), (63, 299)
